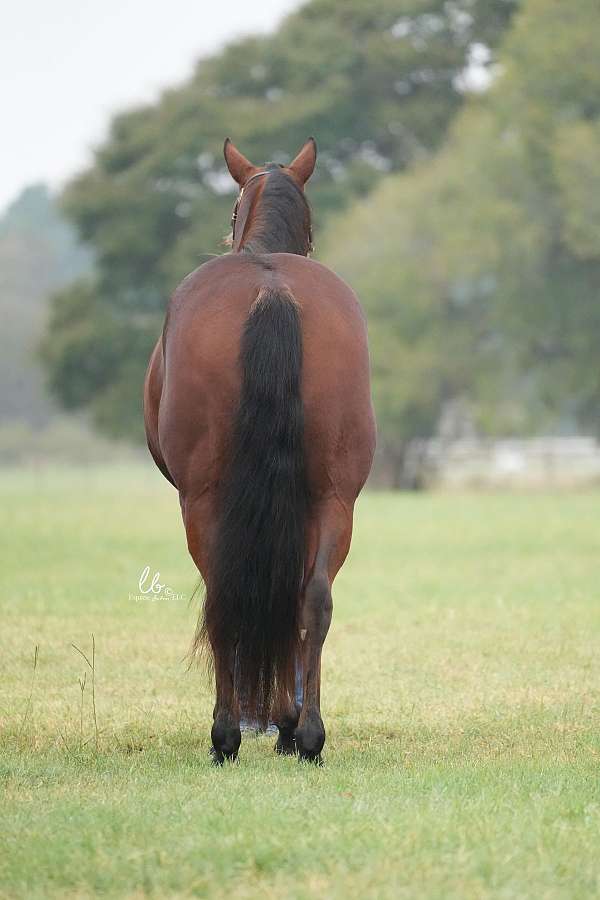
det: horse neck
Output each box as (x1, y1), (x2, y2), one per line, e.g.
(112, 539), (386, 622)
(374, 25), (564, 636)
(237, 192), (310, 256)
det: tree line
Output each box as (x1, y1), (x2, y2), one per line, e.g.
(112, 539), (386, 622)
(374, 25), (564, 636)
(40, 0), (600, 485)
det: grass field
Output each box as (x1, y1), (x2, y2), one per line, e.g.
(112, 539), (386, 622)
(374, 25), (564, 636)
(1, 465), (600, 899)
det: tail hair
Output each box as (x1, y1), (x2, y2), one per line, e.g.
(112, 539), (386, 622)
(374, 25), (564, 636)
(195, 286), (307, 725)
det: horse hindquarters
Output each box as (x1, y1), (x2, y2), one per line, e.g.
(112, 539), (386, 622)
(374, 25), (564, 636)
(143, 341), (176, 487)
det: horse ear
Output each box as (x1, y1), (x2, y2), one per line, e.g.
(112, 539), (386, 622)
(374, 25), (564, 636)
(288, 137), (317, 185)
(223, 138), (256, 186)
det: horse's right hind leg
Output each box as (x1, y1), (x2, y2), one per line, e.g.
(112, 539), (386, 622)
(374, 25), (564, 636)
(294, 572), (332, 763)
(294, 500), (353, 763)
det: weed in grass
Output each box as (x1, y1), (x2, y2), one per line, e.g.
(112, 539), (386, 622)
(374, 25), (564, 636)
(17, 643), (38, 738)
(71, 635), (99, 752)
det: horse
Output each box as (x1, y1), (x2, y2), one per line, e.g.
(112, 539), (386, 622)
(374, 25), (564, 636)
(144, 138), (376, 763)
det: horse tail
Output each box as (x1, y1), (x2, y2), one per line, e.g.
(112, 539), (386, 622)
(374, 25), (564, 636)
(200, 285), (307, 726)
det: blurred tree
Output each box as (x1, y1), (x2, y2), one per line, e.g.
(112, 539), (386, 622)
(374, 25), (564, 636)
(41, 0), (517, 438)
(323, 0), (600, 476)
(0, 185), (91, 426)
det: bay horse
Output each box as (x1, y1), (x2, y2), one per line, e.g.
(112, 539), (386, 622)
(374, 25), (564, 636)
(144, 138), (376, 763)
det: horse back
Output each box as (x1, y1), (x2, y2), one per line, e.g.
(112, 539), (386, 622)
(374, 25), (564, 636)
(152, 253), (375, 501)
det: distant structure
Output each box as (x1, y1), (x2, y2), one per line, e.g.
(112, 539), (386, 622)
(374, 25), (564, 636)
(428, 437), (600, 489)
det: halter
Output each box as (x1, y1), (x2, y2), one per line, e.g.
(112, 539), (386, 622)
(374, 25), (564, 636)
(230, 169), (314, 254)
(230, 170), (270, 238)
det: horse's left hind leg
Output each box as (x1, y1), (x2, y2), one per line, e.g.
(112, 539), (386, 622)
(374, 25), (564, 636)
(210, 639), (241, 765)
(182, 495), (240, 765)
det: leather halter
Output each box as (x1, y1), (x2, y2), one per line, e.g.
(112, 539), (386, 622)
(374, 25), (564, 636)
(230, 170), (270, 238)
(230, 168), (314, 254)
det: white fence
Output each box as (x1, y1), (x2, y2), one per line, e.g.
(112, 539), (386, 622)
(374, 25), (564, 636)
(427, 437), (600, 488)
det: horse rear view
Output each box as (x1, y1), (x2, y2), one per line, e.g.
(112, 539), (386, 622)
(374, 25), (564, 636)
(144, 138), (376, 763)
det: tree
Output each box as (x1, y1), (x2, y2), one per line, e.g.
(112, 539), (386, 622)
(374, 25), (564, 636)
(322, 0), (600, 474)
(41, 0), (517, 438)
(0, 185), (91, 426)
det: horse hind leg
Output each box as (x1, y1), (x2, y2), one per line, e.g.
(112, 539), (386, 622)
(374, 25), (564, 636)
(184, 493), (241, 765)
(294, 501), (352, 763)
(204, 581), (241, 764)
(209, 636), (241, 765)
(295, 571), (332, 763)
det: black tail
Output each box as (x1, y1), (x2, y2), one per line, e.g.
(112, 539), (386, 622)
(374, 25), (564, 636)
(199, 286), (307, 725)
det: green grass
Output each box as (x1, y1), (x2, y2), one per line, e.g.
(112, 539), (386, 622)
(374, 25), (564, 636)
(1, 465), (600, 899)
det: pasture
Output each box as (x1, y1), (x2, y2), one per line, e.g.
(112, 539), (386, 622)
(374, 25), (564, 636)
(1, 465), (600, 898)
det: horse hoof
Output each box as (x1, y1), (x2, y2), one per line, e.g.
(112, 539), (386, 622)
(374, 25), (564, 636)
(211, 719), (241, 765)
(275, 736), (297, 756)
(298, 751), (323, 766)
(209, 745), (224, 766)
(209, 745), (238, 766)
(294, 720), (325, 763)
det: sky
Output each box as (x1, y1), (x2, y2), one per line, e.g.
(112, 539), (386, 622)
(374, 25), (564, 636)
(0, 0), (301, 213)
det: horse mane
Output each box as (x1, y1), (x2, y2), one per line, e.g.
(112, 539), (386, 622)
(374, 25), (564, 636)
(243, 165), (312, 256)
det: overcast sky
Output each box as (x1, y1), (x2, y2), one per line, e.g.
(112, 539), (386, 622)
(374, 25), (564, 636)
(0, 0), (301, 213)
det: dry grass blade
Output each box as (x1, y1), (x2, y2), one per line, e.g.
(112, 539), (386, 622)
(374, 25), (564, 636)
(18, 644), (39, 737)
(71, 635), (98, 751)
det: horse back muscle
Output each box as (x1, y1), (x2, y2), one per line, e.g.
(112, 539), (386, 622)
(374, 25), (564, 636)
(154, 253), (375, 500)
